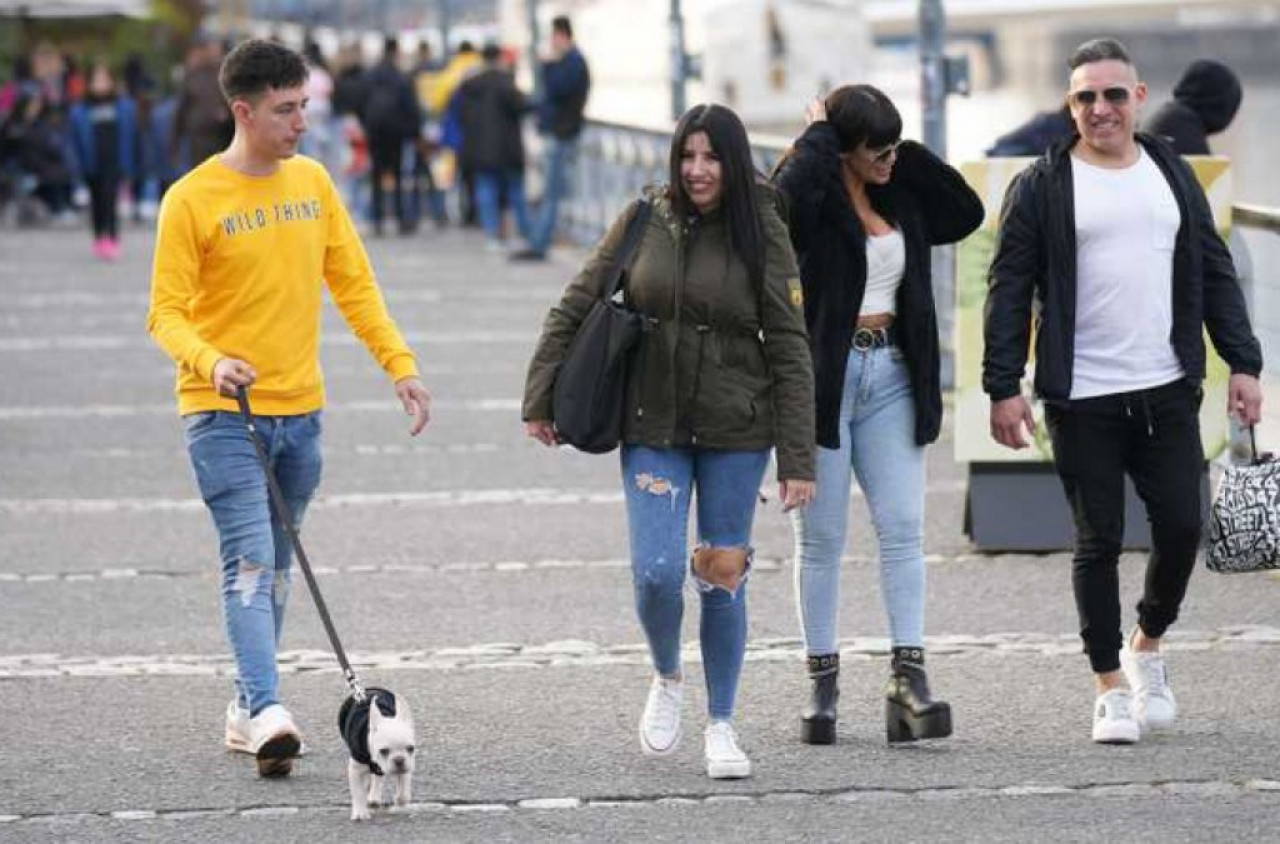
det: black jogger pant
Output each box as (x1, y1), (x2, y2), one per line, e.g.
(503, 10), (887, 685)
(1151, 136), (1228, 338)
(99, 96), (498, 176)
(1045, 378), (1205, 674)
(87, 173), (120, 239)
(368, 133), (404, 232)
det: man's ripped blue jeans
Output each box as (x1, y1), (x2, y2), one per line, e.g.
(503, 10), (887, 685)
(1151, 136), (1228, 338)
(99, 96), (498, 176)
(185, 410), (323, 716)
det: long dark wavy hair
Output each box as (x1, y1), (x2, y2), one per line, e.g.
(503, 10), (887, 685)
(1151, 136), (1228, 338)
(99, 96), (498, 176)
(668, 104), (765, 290)
(824, 84), (902, 153)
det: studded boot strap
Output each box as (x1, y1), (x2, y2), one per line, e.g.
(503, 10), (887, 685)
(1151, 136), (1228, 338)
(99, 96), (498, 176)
(806, 653), (840, 678)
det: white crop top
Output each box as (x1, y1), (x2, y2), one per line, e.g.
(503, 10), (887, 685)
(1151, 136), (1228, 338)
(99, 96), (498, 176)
(861, 228), (904, 316)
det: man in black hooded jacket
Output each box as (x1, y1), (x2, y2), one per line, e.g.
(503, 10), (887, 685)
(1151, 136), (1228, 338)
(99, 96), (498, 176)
(1144, 59), (1242, 155)
(983, 38), (1263, 746)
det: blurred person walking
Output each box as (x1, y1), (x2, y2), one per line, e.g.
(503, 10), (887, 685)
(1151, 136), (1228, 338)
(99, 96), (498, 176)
(510, 16), (590, 261)
(69, 60), (137, 259)
(434, 42), (483, 227)
(172, 38), (234, 172)
(300, 41), (338, 177)
(457, 43), (530, 251)
(360, 37), (423, 236)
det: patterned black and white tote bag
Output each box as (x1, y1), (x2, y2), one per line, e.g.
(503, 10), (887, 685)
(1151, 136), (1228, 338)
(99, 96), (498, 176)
(1205, 429), (1280, 574)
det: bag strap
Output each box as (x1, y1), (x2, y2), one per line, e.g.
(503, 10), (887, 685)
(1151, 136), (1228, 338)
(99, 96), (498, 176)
(603, 198), (653, 301)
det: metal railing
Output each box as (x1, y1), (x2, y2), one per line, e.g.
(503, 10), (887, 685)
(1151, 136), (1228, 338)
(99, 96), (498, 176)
(556, 118), (791, 247)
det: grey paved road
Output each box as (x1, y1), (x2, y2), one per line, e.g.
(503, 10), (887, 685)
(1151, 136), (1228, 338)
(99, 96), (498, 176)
(1, 226), (1278, 842)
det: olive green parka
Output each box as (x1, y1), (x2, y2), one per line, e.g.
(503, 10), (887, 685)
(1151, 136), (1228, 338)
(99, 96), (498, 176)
(523, 182), (815, 481)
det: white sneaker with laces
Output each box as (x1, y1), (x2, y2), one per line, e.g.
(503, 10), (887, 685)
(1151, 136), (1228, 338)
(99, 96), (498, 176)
(248, 704), (302, 777)
(1121, 630), (1176, 732)
(224, 699), (251, 753)
(1092, 688), (1141, 745)
(639, 675), (683, 756)
(704, 721), (752, 779)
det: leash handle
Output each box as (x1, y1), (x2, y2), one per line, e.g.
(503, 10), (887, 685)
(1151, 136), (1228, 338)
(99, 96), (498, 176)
(235, 386), (367, 703)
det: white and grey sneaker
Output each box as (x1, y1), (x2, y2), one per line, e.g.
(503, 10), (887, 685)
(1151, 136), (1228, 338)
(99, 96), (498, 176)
(704, 721), (752, 779)
(247, 704), (302, 777)
(1092, 688), (1141, 745)
(224, 699), (252, 754)
(1121, 630), (1176, 732)
(639, 676), (683, 756)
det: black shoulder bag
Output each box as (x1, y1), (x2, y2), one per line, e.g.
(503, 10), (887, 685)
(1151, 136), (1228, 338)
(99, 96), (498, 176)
(552, 199), (653, 454)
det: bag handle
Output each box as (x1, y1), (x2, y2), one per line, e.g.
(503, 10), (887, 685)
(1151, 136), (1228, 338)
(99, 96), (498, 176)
(603, 198), (653, 301)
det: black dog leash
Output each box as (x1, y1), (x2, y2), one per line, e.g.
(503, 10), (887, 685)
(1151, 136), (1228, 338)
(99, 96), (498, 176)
(235, 385), (367, 703)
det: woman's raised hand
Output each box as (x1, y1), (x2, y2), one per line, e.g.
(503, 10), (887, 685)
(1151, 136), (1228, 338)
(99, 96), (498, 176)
(804, 97), (827, 126)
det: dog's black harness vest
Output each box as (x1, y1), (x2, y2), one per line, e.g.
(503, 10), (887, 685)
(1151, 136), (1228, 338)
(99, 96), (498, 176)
(338, 687), (398, 775)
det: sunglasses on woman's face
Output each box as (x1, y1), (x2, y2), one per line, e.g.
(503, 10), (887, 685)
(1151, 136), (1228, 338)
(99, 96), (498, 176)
(1068, 86), (1132, 108)
(867, 139), (902, 164)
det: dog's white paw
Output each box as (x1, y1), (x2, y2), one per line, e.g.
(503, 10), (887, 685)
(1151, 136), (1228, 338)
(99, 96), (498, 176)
(351, 807), (372, 822)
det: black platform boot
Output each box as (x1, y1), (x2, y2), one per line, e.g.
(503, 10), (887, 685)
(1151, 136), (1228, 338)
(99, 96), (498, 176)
(801, 653), (839, 744)
(885, 647), (952, 743)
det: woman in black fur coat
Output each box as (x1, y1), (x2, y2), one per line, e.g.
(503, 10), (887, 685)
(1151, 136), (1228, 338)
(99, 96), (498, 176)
(772, 84), (983, 747)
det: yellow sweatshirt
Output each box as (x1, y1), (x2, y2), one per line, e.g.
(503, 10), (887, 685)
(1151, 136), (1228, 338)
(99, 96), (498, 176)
(147, 155), (418, 416)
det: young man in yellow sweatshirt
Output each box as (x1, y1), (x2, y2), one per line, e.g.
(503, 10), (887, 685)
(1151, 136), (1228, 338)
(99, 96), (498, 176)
(147, 39), (432, 778)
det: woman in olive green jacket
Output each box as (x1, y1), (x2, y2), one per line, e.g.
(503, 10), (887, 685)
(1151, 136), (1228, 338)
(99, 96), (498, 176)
(522, 104), (815, 780)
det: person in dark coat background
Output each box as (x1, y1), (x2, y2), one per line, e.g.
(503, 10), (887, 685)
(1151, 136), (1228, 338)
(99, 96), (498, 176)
(457, 43), (530, 251)
(985, 106), (1074, 157)
(361, 37), (423, 236)
(171, 39), (232, 172)
(1144, 59), (1242, 155)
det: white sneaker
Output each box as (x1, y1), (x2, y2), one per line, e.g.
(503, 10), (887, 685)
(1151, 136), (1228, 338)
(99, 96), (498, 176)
(1092, 689), (1141, 745)
(704, 721), (752, 779)
(248, 704), (302, 777)
(227, 699), (308, 757)
(639, 675), (683, 756)
(1121, 631), (1176, 731)
(224, 699), (251, 754)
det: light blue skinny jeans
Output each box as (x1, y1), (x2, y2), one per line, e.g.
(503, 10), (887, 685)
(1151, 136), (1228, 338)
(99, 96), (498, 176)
(184, 410), (323, 715)
(621, 445), (770, 721)
(791, 345), (926, 654)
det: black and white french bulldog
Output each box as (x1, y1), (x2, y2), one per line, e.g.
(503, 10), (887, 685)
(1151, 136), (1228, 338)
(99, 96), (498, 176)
(337, 687), (416, 821)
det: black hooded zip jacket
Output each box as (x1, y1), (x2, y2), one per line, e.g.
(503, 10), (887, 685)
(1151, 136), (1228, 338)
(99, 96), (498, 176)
(982, 132), (1261, 404)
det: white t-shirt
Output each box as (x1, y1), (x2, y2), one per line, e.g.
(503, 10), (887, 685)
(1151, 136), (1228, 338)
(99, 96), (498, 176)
(1070, 148), (1184, 399)
(860, 228), (904, 316)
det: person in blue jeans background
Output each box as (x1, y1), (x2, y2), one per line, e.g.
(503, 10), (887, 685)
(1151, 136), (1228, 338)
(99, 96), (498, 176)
(773, 84), (983, 746)
(523, 104), (816, 779)
(510, 15), (589, 261)
(69, 61), (137, 261)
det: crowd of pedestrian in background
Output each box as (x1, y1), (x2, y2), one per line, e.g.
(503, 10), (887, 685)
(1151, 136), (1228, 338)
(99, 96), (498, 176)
(0, 17), (592, 259)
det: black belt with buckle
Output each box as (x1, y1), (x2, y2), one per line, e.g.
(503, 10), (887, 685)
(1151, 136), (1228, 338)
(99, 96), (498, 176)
(851, 324), (897, 350)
